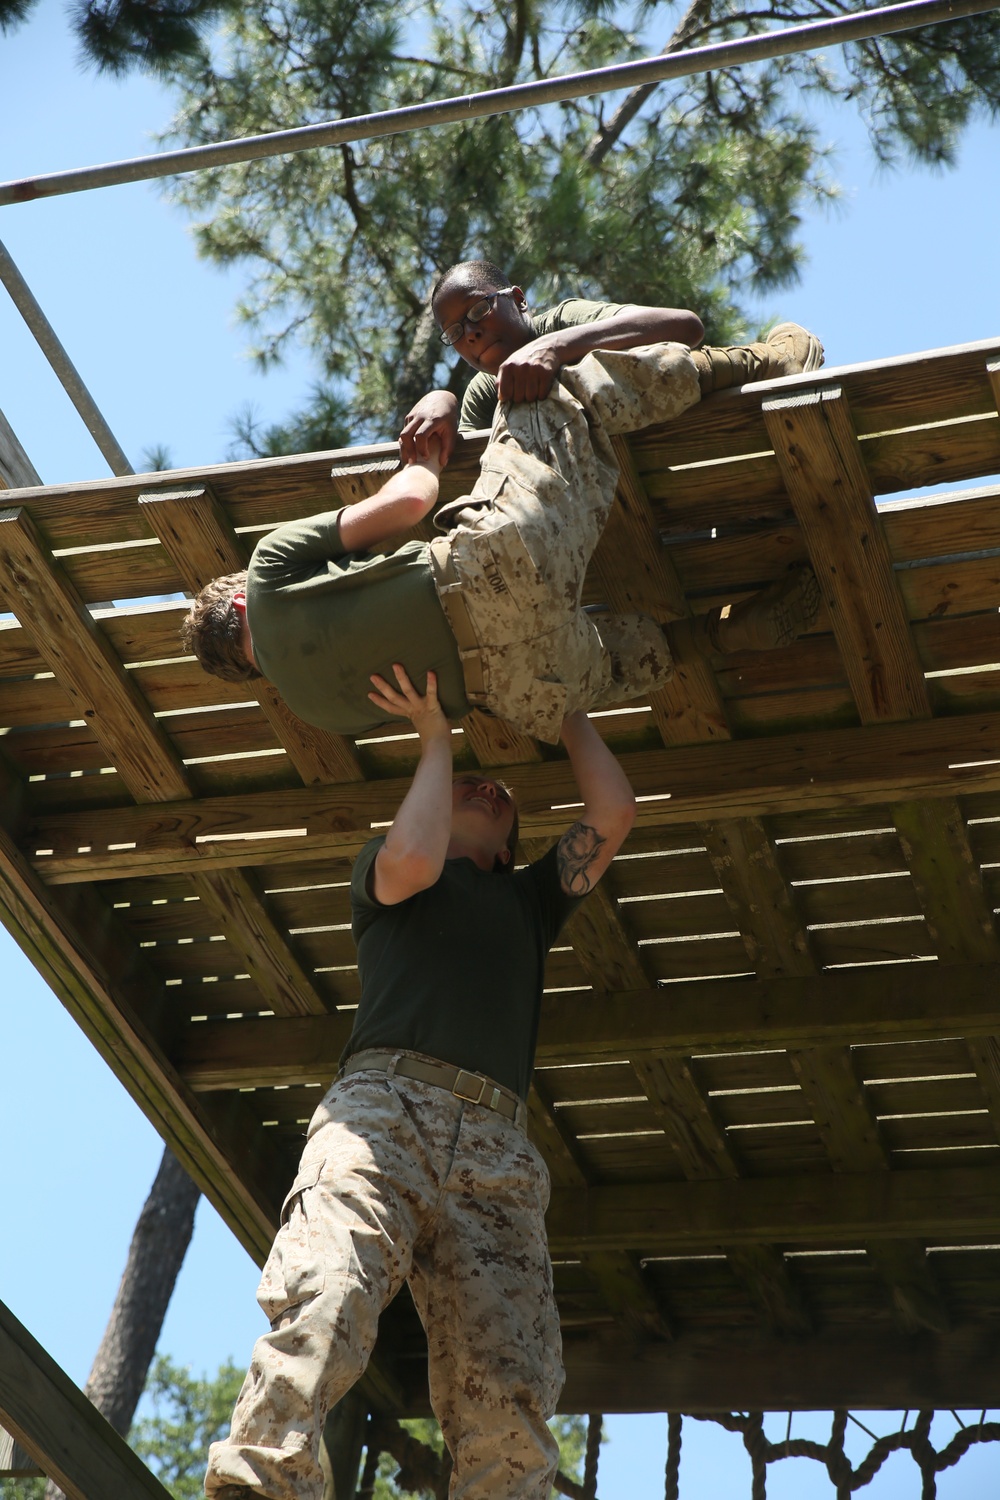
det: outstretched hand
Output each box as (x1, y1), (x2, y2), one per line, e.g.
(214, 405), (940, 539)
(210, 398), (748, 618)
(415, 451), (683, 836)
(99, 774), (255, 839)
(369, 664), (450, 743)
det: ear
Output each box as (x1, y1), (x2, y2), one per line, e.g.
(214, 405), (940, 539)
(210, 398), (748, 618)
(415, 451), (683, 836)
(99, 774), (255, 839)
(511, 285), (528, 312)
(495, 845), (512, 869)
(232, 590), (247, 615)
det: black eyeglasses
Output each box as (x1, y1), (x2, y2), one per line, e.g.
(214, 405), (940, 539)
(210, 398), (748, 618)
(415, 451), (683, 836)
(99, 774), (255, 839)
(438, 288), (516, 347)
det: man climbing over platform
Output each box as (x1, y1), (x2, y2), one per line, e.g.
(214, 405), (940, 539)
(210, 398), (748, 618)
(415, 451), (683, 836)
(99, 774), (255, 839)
(205, 672), (635, 1500)
(398, 256), (823, 459)
(183, 320), (822, 744)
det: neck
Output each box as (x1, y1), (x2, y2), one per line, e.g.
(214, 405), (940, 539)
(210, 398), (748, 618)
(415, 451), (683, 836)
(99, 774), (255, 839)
(446, 834), (498, 872)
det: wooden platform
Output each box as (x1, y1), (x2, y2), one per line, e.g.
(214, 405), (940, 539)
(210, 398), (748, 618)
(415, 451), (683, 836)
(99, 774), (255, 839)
(3, 335), (1000, 1416)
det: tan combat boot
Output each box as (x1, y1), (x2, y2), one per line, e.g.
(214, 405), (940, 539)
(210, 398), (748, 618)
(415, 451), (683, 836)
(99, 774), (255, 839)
(691, 322), (824, 396)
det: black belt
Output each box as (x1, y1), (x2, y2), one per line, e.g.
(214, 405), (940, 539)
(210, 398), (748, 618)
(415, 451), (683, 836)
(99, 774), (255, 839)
(341, 1048), (526, 1126)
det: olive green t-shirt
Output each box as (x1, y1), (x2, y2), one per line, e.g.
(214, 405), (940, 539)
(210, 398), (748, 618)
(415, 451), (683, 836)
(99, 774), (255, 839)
(246, 509), (471, 736)
(459, 297), (627, 433)
(346, 838), (584, 1099)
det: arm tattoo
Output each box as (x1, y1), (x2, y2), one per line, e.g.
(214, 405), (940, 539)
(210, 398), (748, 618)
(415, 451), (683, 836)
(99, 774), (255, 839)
(557, 821), (607, 896)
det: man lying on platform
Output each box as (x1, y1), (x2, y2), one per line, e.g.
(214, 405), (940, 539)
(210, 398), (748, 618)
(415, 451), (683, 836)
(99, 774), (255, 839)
(182, 331), (821, 745)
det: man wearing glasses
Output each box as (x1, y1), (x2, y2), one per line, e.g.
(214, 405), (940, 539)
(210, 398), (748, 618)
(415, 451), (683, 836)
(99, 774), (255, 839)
(207, 670), (635, 1500)
(183, 286), (822, 744)
(400, 257), (820, 463)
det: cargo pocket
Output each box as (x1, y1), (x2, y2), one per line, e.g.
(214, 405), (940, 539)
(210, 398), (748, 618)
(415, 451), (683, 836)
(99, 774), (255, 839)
(256, 1157), (327, 1323)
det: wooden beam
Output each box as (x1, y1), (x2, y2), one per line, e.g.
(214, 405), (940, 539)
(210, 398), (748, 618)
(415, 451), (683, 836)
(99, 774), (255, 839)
(175, 961), (1000, 1088)
(763, 386), (930, 723)
(0, 504), (335, 1019)
(893, 797), (999, 964)
(27, 710), (1000, 883)
(593, 435), (730, 745)
(545, 1165), (1000, 1255)
(0, 407), (42, 489)
(0, 506), (190, 801)
(189, 868), (331, 1017)
(0, 1299), (174, 1500)
(0, 1422), (42, 1478)
(139, 486), (365, 785)
(558, 1323), (1000, 1413)
(0, 799), (283, 1259)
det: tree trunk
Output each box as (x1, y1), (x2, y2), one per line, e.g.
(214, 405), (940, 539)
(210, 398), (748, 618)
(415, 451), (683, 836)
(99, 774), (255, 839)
(43, 1145), (200, 1500)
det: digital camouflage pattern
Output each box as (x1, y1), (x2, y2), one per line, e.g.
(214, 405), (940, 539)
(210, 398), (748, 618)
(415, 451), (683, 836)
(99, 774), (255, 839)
(205, 1068), (562, 1500)
(435, 343), (702, 742)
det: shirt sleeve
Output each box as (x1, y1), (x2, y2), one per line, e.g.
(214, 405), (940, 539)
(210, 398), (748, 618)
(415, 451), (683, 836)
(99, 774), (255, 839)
(459, 373), (500, 434)
(350, 837), (388, 938)
(521, 842), (588, 946)
(248, 509), (348, 584)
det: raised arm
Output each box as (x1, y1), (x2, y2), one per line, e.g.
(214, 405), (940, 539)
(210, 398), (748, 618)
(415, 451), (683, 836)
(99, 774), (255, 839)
(367, 665), (454, 905)
(497, 304), (705, 404)
(555, 712), (636, 897)
(337, 446), (442, 554)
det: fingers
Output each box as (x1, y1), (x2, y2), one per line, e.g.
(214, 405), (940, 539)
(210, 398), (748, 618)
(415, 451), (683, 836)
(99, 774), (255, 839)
(399, 416), (455, 467)
(368, 665), (438, 718)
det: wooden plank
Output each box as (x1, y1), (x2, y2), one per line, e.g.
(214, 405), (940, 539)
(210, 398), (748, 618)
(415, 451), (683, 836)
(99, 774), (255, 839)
(762, 387), (930, 724)
(545, 1165), (1000, 1255)
(0, 407), (42, 489)
(0, 1299), (174, 1500)
(0, 803), (282, 1258)
(140, 487), (365, 785)
(893, 798), (999, 964)
(595, 435), (731, 744)
(559, 1322), (1000, 1414)
(189, 868), (332, 1017)
(0, 506), (191, 802)
(530, 1074), (674, 1340)
(174, 962), (1000, 1088)
(0, 1422), (42, 1477)
(26, 711), (1000, 883)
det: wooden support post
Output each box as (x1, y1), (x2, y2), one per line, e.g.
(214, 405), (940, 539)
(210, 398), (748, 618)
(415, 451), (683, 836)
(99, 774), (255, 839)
(0, 1299), (174, 1500)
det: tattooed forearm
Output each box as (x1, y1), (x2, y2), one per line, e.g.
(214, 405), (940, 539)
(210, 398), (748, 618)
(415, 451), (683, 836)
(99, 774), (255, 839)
(557, 821), (607, 896)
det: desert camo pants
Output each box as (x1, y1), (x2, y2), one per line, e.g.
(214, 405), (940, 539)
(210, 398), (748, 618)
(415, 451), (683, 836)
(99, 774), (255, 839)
(205, 1068), (562, 1500)
(434, 342), (702, 743)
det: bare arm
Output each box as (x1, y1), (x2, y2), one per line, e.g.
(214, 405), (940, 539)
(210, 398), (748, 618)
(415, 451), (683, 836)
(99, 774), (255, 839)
(338, 446), (442, 554)
(555, 712), (636, 897)
(497, 305), (705, 404)
(367, 665), (454, 905)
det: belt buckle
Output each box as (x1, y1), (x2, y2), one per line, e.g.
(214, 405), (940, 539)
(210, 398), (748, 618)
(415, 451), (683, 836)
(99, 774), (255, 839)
(452, 1069), (487, 1105)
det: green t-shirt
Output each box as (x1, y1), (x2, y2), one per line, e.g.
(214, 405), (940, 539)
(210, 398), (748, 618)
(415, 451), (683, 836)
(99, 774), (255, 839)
(346, 838), (584, 1099)
(459, 297), (627, 433)
(246, 509), (471, 736)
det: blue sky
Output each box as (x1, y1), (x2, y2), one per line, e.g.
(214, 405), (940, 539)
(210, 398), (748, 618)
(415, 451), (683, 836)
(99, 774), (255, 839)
(2, 2), (1000, 1495)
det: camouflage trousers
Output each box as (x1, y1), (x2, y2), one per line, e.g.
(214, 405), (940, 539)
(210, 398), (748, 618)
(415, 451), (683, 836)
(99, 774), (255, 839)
(205, 1067), (563, 1500)
(433, 342), (702, 742)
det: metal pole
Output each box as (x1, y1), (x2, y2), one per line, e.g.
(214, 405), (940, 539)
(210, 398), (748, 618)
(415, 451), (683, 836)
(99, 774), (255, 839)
(0, 0), (995, 208)
(0, 238), (134, 477)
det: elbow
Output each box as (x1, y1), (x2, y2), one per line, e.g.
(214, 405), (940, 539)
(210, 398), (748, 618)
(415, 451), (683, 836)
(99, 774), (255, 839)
(383, 846), (443, 895)
(676, 311), (705, 347)
(606, 793), (636, 846)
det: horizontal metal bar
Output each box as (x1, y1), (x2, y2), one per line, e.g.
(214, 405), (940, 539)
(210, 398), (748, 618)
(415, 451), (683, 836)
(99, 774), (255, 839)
(1, 0), (996, 208)
(0, 237), (133, 476)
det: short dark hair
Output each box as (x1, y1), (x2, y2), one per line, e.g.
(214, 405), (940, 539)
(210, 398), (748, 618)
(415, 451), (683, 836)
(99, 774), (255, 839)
(431, 259), (512, 317)
(180, 571), (262, 684)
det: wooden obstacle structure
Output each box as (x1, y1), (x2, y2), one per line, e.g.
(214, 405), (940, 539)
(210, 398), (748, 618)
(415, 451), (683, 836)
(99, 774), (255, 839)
(2, 336), (1000, 1447)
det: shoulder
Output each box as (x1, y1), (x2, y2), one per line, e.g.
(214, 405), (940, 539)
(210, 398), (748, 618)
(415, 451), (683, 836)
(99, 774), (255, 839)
(350, 836), (388, 911)
(535, 297), (628, 332)
(459, 371), (500, 432)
